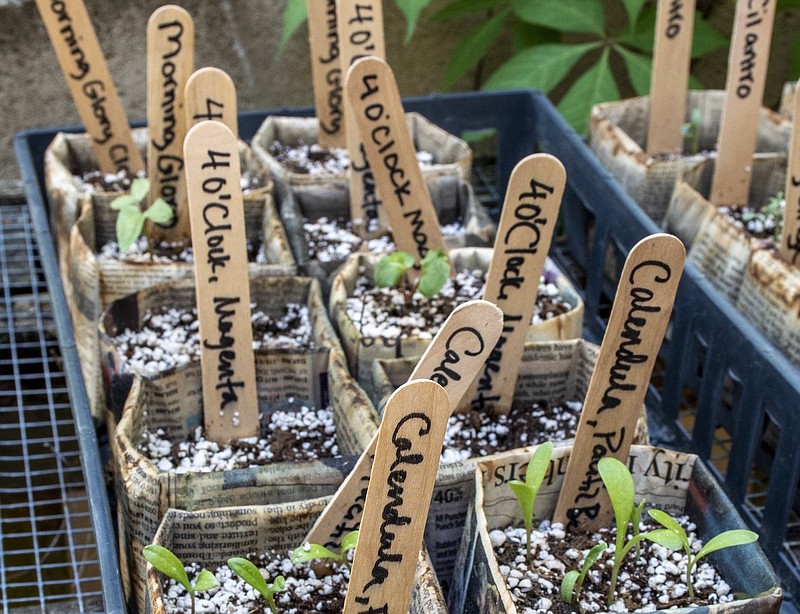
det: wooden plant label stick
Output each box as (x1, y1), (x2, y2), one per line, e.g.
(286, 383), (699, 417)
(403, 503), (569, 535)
(184, 121), (258, 442)
(553, 234), (685, 531)
(185, 67), (238, 136)
(710, 0), (776, 206)
(345, 57), (447, 266)
(646, 0), (696, 155)
(780, 78), (800, 265)
(35, 0), (144, 175)
(147, 5), (194, 242)
(338, 0), (386, 236)
(468, 154), (565, 415)
(342, 379), (449, 614)
(307, 0), (345, 148)
(303, 299), (503, 548)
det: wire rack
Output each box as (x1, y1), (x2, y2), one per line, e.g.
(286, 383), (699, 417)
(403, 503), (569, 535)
(0, 202), (105, 613)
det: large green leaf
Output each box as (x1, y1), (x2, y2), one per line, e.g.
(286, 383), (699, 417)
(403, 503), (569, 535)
(512, 0), (605, 35)
(792, 39), (800, 79)
(445, 8), (511, 88)
(278, 0), (307, 56)
(691, 17), (728, 59)
(558, 48), (619, 133)
(619, 9), (727, 59)
(431, 0), (506, 21)
(620, 0), (648, 30)
(512, 20), (559, 53)
(616, 46), (652, 96)
(482, 42), (599, 93)
(396, 0), (434, 42)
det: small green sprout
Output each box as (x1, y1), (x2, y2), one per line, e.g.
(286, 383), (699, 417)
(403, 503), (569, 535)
(227, 557), (286, 614)
(648, 508), (758, 601)
(631, 497), (647, 558)
(681, 108), (702, 156)
(560, 541), (607, 605)
(508, 441), (553, 565)
(374, 248), (451, 299)
(143, 544), (219, 614)
(290, 529), (359, 571)
(109, 177), (174, 252)
(742, 191), (784, 241)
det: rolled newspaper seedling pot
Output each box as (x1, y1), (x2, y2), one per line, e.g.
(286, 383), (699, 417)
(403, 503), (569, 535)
(450, 444), (782, 614)
(588, 91), (790, 224)
(737, 248), (800, 368)
(330, 248), (584, 388)
(665, 156), (786, 303)
(146, 499), (447, 614)
(367, 339), (649, 594)
(251, 113), (472, 203)
(278, 177), (495, 297)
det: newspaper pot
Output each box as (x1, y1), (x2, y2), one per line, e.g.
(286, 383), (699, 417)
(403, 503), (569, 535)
(588, 91), (790, 224)
(779, 81), (797, 119)
(736, 248), (800, 368)
(111, 300), (378, 611)
(450, 444), (782, 614)
(146, 499), (447, 614)
(278, 176), (495, 296)
(330, 248), (584, 387)
(666, 156), (786, 303)
(99, 275), (338, 422)
(366, 339), (649, 596)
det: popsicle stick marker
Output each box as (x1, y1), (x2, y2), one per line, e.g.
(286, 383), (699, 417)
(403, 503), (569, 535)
(553, 234), (685, 531)
(303, 299), (503, 548)
(185, 68), (238, 135)
(780, 79), (800, 265)
(467, 154), (565, 415)
(710, 0), (776, 206)
(338, 0), (387, 237)
(307, 0), (345, 148)
(646, 0), (696, 155)
(35, 0), (144, 175)
(343, 379), (450, 614)
(147, 5), (195, 242)
(184, 121), (258, 443)
(345, 57), (447, 270)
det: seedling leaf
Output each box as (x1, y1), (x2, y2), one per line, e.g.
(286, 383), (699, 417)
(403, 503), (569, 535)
(561, 570), (579, 602)
(598, 457), (634, 539)
(116, 206), (145, 253)
(644, 528), (685, 551)
(508, 481), (535, 528)
(130, 177), (150, 203)
(525, 441), (553, 495)
(374, 251), (415, 288)
(648, 509), (685, 537)
(341, 529), (359, 555)
(193, 569), (219, 592)
(290, 543), (342, 565)
(109, 195), (138, 211)
(143, 544), (191, 592)
(695, 530), (758, 561)
(143, 198), (174, 225)
(228, 557), (270, 596)
(418, 249), (451, 297)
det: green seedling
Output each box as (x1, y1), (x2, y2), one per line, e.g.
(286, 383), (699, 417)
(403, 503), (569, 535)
(508, 441), (554, 565)
(290, 529), (359, 571)
(109, 177), (173, 252)
(227, 557), (286, 614)
(374, 248), (451, 299)
(561, 541), (607, 605)
(648, 508), (758, 601)
(743, 191), (784, 241)
(631, 497), (647, 558)
(143, 544), (219, 614)
(681, 109), (702, 156)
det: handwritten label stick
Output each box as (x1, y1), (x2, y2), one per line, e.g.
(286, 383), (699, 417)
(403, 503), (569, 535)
(303, 299), (503, 547)
(345, 57), (447, 268)
(185, 68), (238, 136)
(646, 0), (696, 155)
(338, 0), (387, 237)
(553, 234), (685, 531)
(34, 0), (144, 175)
(468, 154), (565, 415)
(780, 79), (800, 265)
(342, 380), (449, 614)
(307, 0), (345, 148)
(147, 5), (194, 242)
(710, 0), (776, 205)
(184, 121), (258, 442)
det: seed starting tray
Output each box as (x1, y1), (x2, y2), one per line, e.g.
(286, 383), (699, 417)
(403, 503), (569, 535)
(14, 90), (800, 612)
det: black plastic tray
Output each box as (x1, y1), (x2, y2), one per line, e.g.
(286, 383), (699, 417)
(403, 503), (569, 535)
(15, 89), (800, 611)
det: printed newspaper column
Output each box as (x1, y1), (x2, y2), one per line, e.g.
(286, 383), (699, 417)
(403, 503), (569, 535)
(147, 5), (194, 242)
(185, 67), (238, 135)
(710, 0), (776, 205)
(184, 121), (259, 442)
(35, 0), (144, 174)
(307, 0), (345, 148)
(553, 234), (685, 531)
(780, 78), (800, 265)
(303, 299), (503, 548)
(345, 57), (447, 272)
(467, 154), (566, 415)
(342, 379), (449, 614)
(646, 0), (696, 155)
(338, 0), (387, 236)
